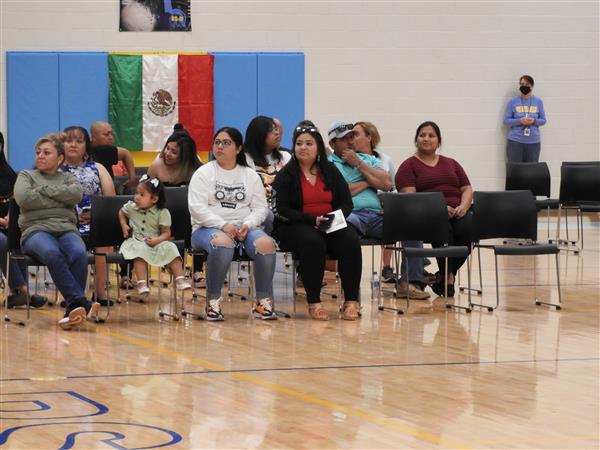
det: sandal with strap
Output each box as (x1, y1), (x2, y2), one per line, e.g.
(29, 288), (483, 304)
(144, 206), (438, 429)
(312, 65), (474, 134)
(308, 302), (330, 321)
(342, 301), (360, 321)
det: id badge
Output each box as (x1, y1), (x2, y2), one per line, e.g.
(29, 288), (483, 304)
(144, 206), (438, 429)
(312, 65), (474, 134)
(523, 127), (531, 137)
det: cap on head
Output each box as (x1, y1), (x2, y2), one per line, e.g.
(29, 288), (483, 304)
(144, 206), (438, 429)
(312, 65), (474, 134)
(327, 121), (354, 141)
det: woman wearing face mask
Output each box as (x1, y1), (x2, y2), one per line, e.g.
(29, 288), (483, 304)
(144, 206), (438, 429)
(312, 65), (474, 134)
(503, 75), (547, 162)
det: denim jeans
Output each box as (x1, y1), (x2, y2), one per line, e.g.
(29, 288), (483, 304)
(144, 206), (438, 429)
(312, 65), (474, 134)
(22, 231), (88, 306)
(347, 209), (424, 282)
(191, 227), (276, 300)
(506, 139), (541, 162)
(0, 231), (27, 291)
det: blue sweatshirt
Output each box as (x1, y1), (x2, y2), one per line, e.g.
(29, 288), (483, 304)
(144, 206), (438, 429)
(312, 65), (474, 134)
(504, 95), (547, 144)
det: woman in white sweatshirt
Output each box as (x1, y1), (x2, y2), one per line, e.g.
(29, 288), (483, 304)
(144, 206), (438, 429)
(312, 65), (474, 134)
(188, 127), (277, 321)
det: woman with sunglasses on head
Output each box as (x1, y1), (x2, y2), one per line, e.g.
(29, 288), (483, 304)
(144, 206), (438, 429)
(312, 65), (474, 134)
(14, 133), (99, 329)
(188, 127), (277, 321)
(244, 116), (291, 235)
(503, 75), (547, 162)
(272, 123), (362, 321)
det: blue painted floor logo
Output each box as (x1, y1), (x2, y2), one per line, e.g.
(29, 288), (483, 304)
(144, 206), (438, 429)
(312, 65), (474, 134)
(0, 390), (182, 449)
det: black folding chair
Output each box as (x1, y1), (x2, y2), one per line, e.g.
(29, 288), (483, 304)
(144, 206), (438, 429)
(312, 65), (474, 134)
(555, 163), (600, 253)
(470, 190), (562, 311)
(379, 192), (471, 314)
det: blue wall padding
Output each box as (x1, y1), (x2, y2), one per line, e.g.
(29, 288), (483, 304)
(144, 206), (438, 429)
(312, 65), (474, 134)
(7, 52), (60, 170)
(211, 52), (258, 135)
(257, 53), (305, 149)
(59, 52), (109, 131)
(6, 51), (305, 169)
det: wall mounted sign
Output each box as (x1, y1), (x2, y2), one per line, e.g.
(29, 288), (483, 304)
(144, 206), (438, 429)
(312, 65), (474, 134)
(120, 0), (191, 32)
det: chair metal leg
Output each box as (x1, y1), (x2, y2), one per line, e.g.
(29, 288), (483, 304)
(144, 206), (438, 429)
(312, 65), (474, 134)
(446, 255), (472, 313)
(470, 251), (498, 312)
(158, 265), (180, 321)
(378, 247), (404, 314)
(4, 255), (29, 326)
(536, 253), (562, 310)
(459, 245), (482, 295)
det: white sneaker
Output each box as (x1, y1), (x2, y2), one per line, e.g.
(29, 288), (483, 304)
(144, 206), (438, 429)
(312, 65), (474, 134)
(136, 281), (150, 296)
(206, 298), (225, 321)
(58, 307), (86, 330)
(252, 298), (277, 320)
(175, 276), (192, 291)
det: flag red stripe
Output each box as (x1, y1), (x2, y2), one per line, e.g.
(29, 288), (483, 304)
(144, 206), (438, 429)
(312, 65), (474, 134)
(178, 54), (214, 152)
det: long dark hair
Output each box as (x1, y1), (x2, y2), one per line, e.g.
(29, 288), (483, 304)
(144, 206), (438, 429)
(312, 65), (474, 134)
(213, 127), (248, 167)
(289, 122), (335, 186)
(0, 131), (18, 209)
(244, 115), (282, 167)
(162, 123), (202, 182)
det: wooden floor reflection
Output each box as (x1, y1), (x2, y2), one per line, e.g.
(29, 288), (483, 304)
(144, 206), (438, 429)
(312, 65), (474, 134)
(1, 222), (599, 449)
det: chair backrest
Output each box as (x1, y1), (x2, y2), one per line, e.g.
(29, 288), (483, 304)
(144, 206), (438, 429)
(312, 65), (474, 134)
(164, 186), (191, 244)
(559, 164), (600, 204)
(472, 190), (538, 242)
(135, 167), (149, 177)
(89, 195), (133, 248)
(562, 160), (600, 166)
(505, 162), (551, 197)
(379, 192), (450, 244)
(113, 176), (138, 195)
(7, 200), (22, 251)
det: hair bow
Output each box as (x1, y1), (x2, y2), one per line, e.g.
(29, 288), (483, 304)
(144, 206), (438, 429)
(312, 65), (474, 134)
(140, 174), (160, 188)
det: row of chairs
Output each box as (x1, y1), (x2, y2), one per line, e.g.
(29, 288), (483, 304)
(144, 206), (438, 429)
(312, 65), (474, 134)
(3, 187), (567, 326)
(505, 161), (600, 251)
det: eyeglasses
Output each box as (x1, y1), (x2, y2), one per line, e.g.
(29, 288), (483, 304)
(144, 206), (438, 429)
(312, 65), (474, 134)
(214, 139), (233, 147)
(330, 123), (354, 135)
(295, 126), (319, 134)
(270, 126), (280, 135)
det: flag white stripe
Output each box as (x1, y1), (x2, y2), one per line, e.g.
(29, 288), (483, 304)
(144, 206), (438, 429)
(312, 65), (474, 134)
(142, 54), (179, 151)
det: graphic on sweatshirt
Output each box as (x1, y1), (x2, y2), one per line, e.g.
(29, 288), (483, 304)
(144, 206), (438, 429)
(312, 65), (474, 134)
(214, 181), (246, 209)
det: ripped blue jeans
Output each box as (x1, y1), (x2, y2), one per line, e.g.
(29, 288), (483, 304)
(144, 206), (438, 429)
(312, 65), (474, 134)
(191, 227), (276, 300)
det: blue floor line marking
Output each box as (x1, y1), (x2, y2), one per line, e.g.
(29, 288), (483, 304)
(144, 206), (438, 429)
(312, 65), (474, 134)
(3, 357), (598, 383)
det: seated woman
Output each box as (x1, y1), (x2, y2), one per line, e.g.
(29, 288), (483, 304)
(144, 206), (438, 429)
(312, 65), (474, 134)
(147, 123), (202, 186)
(148, 124), (204, 285)
(272, 123), (362, 321)
(395, 121), (473, 297)
(14, 133), (99, 329)
(0, 131), (46, 308)
(62, 126), (116, 304)
(188, 127), (277, 321)
(244, 115), (291, 234)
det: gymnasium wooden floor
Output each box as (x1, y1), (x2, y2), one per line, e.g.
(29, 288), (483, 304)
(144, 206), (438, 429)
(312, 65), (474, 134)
(1, 219), (598, 449)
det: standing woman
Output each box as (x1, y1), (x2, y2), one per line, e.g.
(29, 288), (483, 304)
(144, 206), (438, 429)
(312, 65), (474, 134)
(272, 124), (362, 320)
(244, 115), (291, 234)
(147, 123), (202, 186)
(61, 126), (116, 304)
(188, 127), (277, 321)
(395, 121), (473, 297)
(503, 75), (547, 162)
(14, 133), (99, 329)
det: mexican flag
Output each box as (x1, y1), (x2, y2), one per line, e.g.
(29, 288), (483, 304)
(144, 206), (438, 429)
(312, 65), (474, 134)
(108, 53), (214, 152)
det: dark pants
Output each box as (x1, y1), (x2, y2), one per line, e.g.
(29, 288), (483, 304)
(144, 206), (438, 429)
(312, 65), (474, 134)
(432, 211), (472, 277)
(506, 139), (541, 162)
(273, 223), (362, 303)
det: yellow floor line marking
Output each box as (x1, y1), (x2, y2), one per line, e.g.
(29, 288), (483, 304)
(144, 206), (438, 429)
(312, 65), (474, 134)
(92, 325), (470, 450)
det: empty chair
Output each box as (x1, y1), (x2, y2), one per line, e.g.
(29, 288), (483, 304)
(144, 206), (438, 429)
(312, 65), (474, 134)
(556, 163), (600, 252)
(471, 190), (561, 311)
(379, 192), (471, 314)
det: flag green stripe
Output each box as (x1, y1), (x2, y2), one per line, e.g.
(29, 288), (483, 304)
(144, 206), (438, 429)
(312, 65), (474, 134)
(109, 54), (143, 151)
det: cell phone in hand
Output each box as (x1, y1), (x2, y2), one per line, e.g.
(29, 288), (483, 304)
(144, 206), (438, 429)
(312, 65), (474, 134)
(317, 213), (335, 231)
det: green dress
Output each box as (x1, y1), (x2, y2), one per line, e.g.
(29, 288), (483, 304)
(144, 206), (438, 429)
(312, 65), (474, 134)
(119, 201), (181, 266)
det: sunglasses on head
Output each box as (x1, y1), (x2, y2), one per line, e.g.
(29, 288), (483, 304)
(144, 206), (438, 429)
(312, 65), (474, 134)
(331, 123), (354, 135)
(295, 126), (319, 134)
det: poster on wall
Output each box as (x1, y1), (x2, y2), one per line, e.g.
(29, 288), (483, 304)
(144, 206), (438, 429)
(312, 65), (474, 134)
(120, 0), (191, 32)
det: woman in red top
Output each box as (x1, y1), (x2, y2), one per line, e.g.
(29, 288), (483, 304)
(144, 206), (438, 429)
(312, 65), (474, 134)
(272, 123), (361, 320)
(395, 121), (473, 297)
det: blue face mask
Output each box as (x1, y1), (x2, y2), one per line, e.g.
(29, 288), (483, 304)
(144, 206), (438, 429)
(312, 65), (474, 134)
(519, 85), (532, 95)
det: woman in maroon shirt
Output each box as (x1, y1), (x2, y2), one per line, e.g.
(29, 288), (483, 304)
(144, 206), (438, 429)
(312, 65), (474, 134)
(395, 121), (473, 297)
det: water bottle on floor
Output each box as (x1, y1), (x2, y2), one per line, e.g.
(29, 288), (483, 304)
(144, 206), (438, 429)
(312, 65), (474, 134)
(371, 271), (381, 302)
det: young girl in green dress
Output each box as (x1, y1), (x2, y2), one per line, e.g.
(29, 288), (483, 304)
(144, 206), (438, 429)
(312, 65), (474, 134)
(119, 175), (191, 296)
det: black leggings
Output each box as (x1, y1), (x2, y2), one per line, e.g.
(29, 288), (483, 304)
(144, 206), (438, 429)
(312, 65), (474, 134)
(273, 223), (362, 304)
(432, 211), (472, 277)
